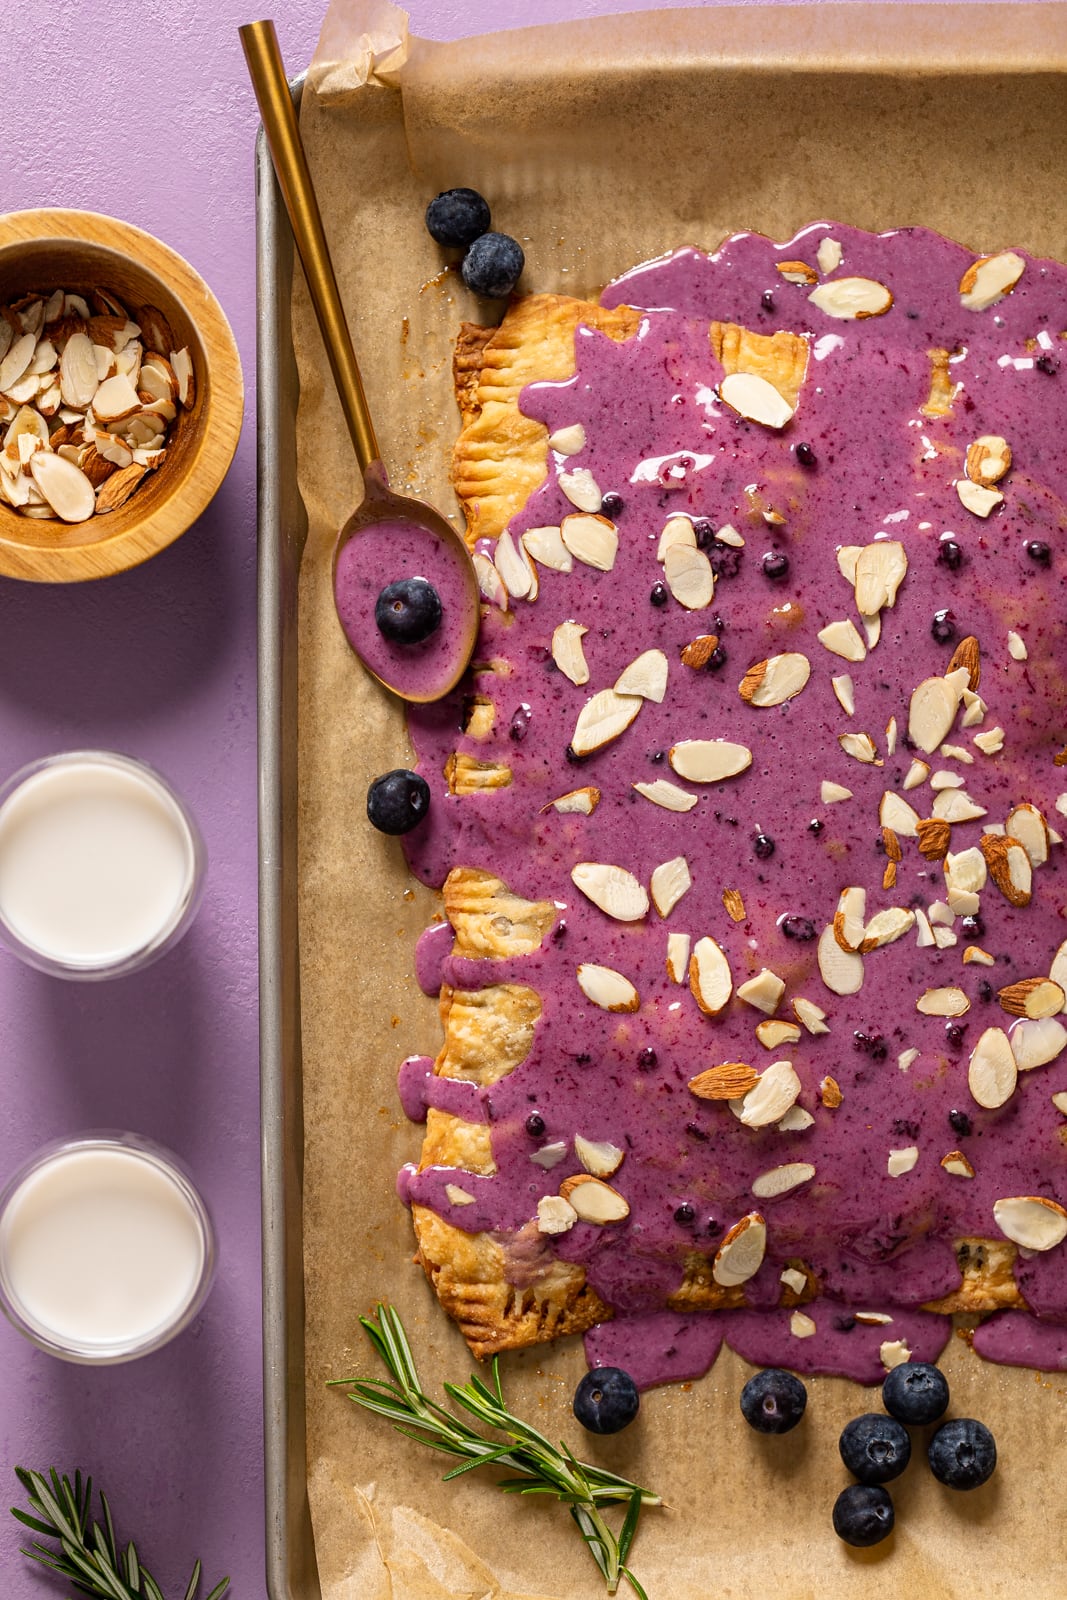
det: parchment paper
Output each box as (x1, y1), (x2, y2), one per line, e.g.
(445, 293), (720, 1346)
(292, 5), (1067, 1594)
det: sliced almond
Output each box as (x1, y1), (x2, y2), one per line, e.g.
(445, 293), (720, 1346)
(713, 1212), (767, 1286)
(57, 330), (98, 409)
(689, 936), (733, 1015)
(780, 1266), (809, 1296)
(473, 551), (508, 609)
(916, 817), (952, 860)
(719, 371), (794, 429)
(689, 1061), (759, 1100)
(137, 305), (176, 358)
(818, 924), (864, 995)
(547, 422), (586, 455)
(854, 540), (907, 614)
(831, 675), (855, 716)
(570, 688), (642, 757)
(657, 515), (696, 561)
(615, 648), (668, 703)
(817, 618), (866, 662)
(494, 528), (536, 600)
(917, 986), (969, 1017)
(669, 739), (751, 784)
(559, 1174), (630, 1224)
(576, 963), (639, 1012)
(722, 887), (746, 923)
(573, 1135), (625, 1178)
(94, 461), (147, 512)
(941, 1150), (976, 1179)
(903, 758), (930, 791)
(171, 347), (195, 409)
(545, 786), (600, 816)
(552, 621), (589, 685)
(909, 674), (963, 754)
(663, 542), (715, 610)
(1006, 803), (1050, 867)
(739, 652), (811, 707)
(861, 907), (916, 952)
(838, 731), (879, 765)
(91, 372), (140, 424)
(793, 996), (830, 1035)
(0, 331), (36, 392)
(998, 977), (1065, 1021)
(956, 477), (1003, 518)
(522, 525), (572, 572)
(1052, 1091), (1067, 1115)
(816, 237), (843, 274)
(888, 1147), (919, 1177)
(959, 250), (1025, 311)
(650, 856), (691, 918)
(973, 727), (1005, 755)
(808, 277), (893, 319)
(945, 635), (981, 692)
(776, 259), (818, 284)
(819, 1075), (843, 1108)
(571, 862), (649, 922)
(879, 790), (921, 838)
(556, 466), (601, 513)
(993, 1195), (1067, 1252)
(560, 512), (618, 571)
(537, 1195), (577, 1234)
(820, 781), (853, 804)
(755, 1019), (802, 1050)
(932, 789), (986, 824)
(833, 886), (867, 954)
(1050, 939), (1067, 1001)
(930, 769), (964, 790)
(752, 1162), (815, 1199)
(963, 947), (996, 967)
(633, 778), (698, 812)
(980, 834), (1032, 907)
(28, 453), (95, 522)
(944, 845), (987, 893)
(739, 1059), (802, 1127)
(736, 968), (786, 1015)
(968, 1025), (1017, 1107)
(1010, 1017), (1067, 1071)
(444, 1184), (476, 1207)
(666, 931), (691, 984)
(966, 435), (1011, 486)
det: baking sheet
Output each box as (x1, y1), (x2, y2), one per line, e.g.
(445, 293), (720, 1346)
(265, 5), (1067, 1596)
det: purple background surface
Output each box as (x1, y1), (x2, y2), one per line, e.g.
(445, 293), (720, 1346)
(0, 0), (1028, 1596)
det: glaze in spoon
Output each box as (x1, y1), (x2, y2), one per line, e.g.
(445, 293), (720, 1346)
(240, 19), (479, 703)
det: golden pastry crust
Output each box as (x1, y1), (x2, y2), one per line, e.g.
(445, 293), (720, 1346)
(410, 294), (1036, 1361)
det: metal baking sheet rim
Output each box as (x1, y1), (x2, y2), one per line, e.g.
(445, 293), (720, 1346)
(255, 29), (1067, 1600)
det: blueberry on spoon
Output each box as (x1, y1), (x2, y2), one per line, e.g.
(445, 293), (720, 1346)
(375, 576), (442, 644)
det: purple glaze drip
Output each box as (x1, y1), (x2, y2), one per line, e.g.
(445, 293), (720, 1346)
(415, 921), (453, 996)
(972, 1309), (1067, 1370)
(585, 1312), (724, 1390)
(396, 223), (1067, 1384)
(397, 1055), (488, 1125)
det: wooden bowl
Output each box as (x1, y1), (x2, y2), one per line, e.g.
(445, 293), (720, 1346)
(0, 209), (243, 582)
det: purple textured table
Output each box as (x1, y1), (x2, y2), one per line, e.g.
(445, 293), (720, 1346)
(1, 0), (1010, 1595)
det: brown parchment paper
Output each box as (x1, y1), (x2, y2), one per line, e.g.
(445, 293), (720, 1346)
(292, 5), (1067, 1595)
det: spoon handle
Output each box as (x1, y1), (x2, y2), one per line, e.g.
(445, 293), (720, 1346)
(240, 18), (380, 473)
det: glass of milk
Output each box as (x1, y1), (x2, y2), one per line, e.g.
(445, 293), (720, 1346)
(0, 1133), (216, 1363)
(0, 751), (205, 979)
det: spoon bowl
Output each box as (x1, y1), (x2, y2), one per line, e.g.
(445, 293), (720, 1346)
(240, 19), (481, 703)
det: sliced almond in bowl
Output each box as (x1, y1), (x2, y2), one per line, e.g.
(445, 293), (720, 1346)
(755, 1019), (802, 1050)
(633, 778), (698, 812)
(854, 540), (907, 614)
(992, 1195), (1067, 1252)
(544, 786), (600, 816)
(571, 862), (649, 922)
(917, 986), (969, 1017)
(712, 1212), (767, 1286)
(28, 453), (95, 523)
(737, 967), (786, 1015)
(980, 834), (1032, 907)
(738, 652), (811, 707)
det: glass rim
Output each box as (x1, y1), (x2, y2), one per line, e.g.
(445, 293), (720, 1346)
(0, 1131), (216, 1364)
(0, 749), (206, 980)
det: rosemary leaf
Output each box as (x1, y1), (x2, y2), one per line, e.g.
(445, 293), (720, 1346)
(336, 1303), (661, 1596)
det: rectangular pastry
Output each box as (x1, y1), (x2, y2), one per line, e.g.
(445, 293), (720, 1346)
(396, 223), (1067, 1387)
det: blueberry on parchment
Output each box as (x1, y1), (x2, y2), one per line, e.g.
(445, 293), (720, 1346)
(839, 1414), (911, 1484)
(928, 1418), (997, 1489)
(832, 1483), (895, 1547)
(739, 1369), (807, 1434)
(881, 1362), (949, 1427)
(366, 769), (431, 835)
(573, 1367), (640, 1434)
(425, 187), (491, 248)
(462, 233), (525, 298)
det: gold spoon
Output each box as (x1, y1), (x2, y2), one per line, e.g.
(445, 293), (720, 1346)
(240, 18), (480, 703)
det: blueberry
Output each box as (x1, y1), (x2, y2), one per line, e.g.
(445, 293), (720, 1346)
(573, 1367), (640, 1434)
(780, 914), (816, 941)
(425, 187), (491, 248)
(461, 232), (525, 298)
(937, 539), (964, 570)
(761, 289), (776, 312)
(674, 1201), (695, 1225)
(928, 1418), (997, 1489)
(839, 1413), (911, 1484)
(795, 441), (817, 468)
(708, 542), (743, 579)
(949, 1109), (972, 1138)
(961, 914), (984, 940)
(524, 1112), (545, 1138)
(1027, 540), (1052, 565)
(366, 769), (431, 834)
(808, 818), (823, 835)
(706, 646), (727, 671)
(600, 492), (625, 518)
(832, 1484), (895, 1547)
(761, 550), (790, 581)
(754, 833), (776, 859)
(650, 582), (669, 607)
(637, 1047), (658, 1071)
(375, 577), (442, 644)
(1035, 353), (1060, 376)
(882, 1362), (949, 1426)
(931, 608), (957, 645)
(739, 1368), (807, 1434)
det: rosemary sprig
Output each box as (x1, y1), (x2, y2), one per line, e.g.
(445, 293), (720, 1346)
(11, 1467), (230, 1600)
(331, 1302), (661, 1597)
